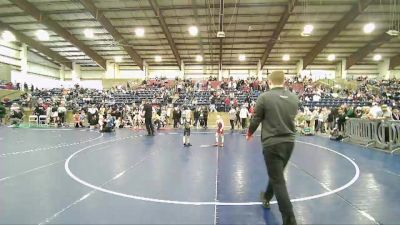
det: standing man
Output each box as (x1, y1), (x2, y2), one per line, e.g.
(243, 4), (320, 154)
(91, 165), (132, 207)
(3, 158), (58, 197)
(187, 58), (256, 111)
(144, 101), (155, 136)
(0, 100), (6, 126)
(246, 71), (298, 225)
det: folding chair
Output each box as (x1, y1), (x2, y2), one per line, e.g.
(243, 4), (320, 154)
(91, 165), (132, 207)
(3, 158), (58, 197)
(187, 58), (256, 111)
(38, 115), (48, 127)
(28, 115), (38, 127)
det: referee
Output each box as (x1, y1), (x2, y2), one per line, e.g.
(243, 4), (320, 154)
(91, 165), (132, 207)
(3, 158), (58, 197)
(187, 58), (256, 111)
(246, 71), (298, 225)
(143, 101), (155, 136)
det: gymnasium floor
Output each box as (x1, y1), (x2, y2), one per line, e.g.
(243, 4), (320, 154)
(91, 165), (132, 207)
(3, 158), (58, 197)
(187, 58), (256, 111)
(0, 127), (399, 225)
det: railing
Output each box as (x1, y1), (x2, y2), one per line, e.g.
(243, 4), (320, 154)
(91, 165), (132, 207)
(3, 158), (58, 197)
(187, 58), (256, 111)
(344, 118), (400, 154)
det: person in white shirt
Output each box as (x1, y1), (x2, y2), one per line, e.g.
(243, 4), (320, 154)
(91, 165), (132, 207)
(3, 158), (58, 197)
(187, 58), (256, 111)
(57, 103), (67, 126)
(370, 103), (383, 119)
(239, 105), (250, 129)
(228, 107), (236, 130)
(312, 94), (321, 102)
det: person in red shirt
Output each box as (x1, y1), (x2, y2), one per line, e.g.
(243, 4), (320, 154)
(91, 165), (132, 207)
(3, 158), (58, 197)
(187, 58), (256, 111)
(225, 97), (231, 112)
(249, 105), (255, 118)
(233, 98), (238, 108)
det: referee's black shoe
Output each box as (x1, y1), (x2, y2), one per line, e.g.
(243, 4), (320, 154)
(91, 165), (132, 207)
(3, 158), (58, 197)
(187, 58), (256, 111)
(260, 192), (270, 209)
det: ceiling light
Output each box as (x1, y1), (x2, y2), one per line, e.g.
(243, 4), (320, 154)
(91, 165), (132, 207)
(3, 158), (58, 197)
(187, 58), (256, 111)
(282, 54), (290, 61)
(188, 26), (198, 36)
(114, 56), (122, 62)
(36, 30), (49, 41)
(302, 24), (314, 35)
(135, 27), (145, 37)
(327, 54), (336, 61)
(196, 55), (203, 62)
(155, 55), (162, 62)
(363, 23), (375, 34)
(239, 54), (246, 61)
(373, 54), (382, 61)
(386, 29), (400, 36)
(1, 30), (16, 42)
(83, 29), (94, 38)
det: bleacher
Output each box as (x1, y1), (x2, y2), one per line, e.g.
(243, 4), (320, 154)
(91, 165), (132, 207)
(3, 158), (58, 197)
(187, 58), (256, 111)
(301, 96), (372, 109)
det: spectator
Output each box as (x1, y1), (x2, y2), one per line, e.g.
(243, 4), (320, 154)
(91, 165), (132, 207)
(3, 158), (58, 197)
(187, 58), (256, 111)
(74, 111), (83, 128)
(79, 110), (86, 127)
(327, 109), (335, 131)
(370, 102), (383, 119)
(381, 105), (392, 119)
(240, 105), (250, 129)
(143, 101), (155, 136)
(337, 109), (346, 132)
(392, 109), (400, 120)
(9, 104), (23, 127)
(225, 97), (231, 112)
(193, 107), (200, 128)
(228, 107), (236, 130)
(202, 106), (209, 129)
(0, 101), (5, 126)
(58, 103), (67, 126)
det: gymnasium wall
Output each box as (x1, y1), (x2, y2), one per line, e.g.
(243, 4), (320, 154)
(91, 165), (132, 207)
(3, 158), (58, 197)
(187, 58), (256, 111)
(0, 39), (63, 83)
(2, 37), (400, 86)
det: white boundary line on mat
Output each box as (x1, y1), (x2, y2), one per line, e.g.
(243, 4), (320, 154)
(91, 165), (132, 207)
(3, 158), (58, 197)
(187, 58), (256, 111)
(0, 133), (103, 157)
(65, 139), (360, 206)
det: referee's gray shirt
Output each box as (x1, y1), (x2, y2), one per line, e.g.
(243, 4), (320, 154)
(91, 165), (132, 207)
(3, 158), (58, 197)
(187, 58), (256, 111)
(248, 87), (299, 147)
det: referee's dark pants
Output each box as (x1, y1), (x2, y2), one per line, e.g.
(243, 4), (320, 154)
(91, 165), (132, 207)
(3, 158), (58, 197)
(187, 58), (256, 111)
(263, 142), (297, 225)
(145, 117), (154, 135)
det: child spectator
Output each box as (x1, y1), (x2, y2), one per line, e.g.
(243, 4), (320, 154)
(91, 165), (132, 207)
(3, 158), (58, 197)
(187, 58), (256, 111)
(79, 110), (86, 127)
(74, 111), (82, 128)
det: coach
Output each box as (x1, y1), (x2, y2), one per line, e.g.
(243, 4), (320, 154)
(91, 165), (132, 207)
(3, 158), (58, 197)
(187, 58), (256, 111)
(246, 71), (298, 225)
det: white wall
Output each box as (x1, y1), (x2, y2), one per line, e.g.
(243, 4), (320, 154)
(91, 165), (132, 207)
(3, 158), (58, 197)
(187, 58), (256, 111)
(148, 65), (180, 79)
(3, 38), (395, 85)
(347, 65), (379, 79)
(11, 70), (61, 89)
(0, 40), (21, 67)
(11, 70), (103, 89)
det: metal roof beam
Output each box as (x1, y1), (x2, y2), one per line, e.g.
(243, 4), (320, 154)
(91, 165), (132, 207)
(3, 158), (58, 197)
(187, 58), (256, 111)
(9, 0), (106, 69)
(346, 32), (393, 69)
(302, 0), (373, 69)
(148, 0), (182, 70)
(389, 55), (400, 70)
(0, 21), (72, 69)
(78, 0), (144, 70)
(260, 0), (298, 70)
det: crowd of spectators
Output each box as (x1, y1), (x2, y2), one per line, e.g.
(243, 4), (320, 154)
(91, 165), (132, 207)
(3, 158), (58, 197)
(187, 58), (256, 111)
(2, 76), (400, 135)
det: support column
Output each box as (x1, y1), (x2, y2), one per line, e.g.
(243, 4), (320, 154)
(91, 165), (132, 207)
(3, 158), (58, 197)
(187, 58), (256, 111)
(180, 60), (185, 80)
(378, 59), (390, 80)
(336, 59), (347, 80)
(105, 60), (119, 79)
(144, 61), (149, 80)
(20, 43), (28, 76)
(218, 69), (223, 81)
(72, 62), (81, 82)
(59, 65), (65, 81)
(296, 59), (303, 76)
(257, 60), (263, 81)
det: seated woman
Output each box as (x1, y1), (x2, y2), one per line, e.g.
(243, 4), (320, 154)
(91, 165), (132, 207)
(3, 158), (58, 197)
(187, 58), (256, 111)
(100, 114), (115, 133)
(9, 105), (24, 127)
(115, 117), (125, 129)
